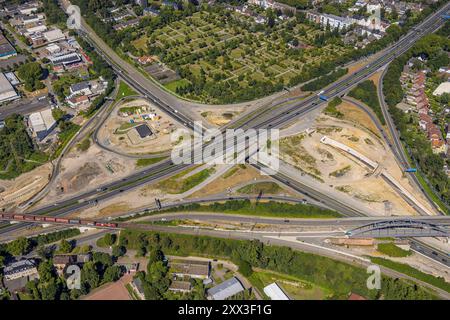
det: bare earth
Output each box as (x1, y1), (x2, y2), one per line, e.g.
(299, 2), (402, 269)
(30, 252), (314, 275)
(97, 98), (186, 155)
(83, 274), (133, 300)
(0, 163), (52, 209)
(279, 109), (433, 216)
(40, 143), (137, 207)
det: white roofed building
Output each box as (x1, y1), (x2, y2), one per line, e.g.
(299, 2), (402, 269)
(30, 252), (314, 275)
(43, 29), (65, 43)
(433, 82), (450, 96)
(207, 277), (245, 300)
(263, 283), (290, 300)
(0, 73), (19, 103)
(28, 108), (57, 141)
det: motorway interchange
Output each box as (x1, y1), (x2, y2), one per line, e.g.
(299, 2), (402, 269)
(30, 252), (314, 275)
(0, 0), (450, 298)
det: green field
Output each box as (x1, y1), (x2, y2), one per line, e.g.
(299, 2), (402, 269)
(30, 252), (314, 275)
(249, 270), (331, 300)
(135, 157), (167, 168)
(115, 81), (138, 101)
(157, 166), (216, 194)
(377, 243), (412, 258)
(371, 257), (450, 293)
(161, 199), (342, 219)
(237, 182), (282, 194)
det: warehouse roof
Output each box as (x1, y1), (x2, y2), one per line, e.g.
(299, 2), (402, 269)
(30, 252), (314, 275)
(0, 72), (19, 103)
(208, 277), (244, 300)
(263, 282), (290, 300)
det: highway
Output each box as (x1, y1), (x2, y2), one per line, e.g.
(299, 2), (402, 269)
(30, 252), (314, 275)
(410, 239), (450, 268)
(1, 1), (448, 235)
(1, 0), (449, 295)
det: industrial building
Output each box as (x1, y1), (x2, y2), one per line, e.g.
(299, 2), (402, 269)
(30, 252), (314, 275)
(263, 282), (290, 300)
(0, 31), (17, 60)
(0, 72), (19, 103)
(43, 29), (66, 43)
(207, 277), (245, 300)
(28, 108), (57, 141)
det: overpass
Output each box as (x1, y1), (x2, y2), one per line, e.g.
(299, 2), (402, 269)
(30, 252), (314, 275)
(346, 219), (450, 238)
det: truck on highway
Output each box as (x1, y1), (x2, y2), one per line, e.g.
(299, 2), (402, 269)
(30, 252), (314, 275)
(405, 168), (417, 173)
(319, 95), (329, 102)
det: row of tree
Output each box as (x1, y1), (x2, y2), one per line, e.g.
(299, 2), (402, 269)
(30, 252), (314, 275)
(119, 230), (436, 300)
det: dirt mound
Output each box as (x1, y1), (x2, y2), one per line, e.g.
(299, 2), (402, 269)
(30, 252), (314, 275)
(68, 162), (102, 192)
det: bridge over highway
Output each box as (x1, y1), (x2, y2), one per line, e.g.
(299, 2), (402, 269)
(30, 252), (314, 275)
(346, 219), (450, 238)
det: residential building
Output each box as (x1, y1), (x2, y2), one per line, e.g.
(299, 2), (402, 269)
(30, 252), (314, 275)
(67, 95), (89, 108)
(169, 281), (192, 293)
(207, 277), (245, 300)
(170, 260), (210, 279)
(113, 18), (140, 31)
(3, 259), (39, 281)
(70, 81), (92, 96)
(28, 108), (57, 141)
(53, 255), (77, 275)
(53, 254), (92, 275)
(21, 14), (45, 26)
(0, 72), (19, 103)
(18, 2), (39, 16)
(263, 282), (290, 300)
(306, 11), (354, 30)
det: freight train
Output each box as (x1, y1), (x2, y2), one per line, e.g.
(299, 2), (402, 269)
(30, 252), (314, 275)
(0, 213), (118, 228)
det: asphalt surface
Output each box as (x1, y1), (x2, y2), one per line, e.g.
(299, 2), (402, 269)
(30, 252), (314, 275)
(1, 1), (449, 296)
(0, 98), (52, 121)
(2, 2), (448, 235)
(410, 239), (450, 268)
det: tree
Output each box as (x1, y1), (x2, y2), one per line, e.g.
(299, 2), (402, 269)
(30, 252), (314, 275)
(39, 279), (59, 300)
(143, 282), (161, 300)
(149, 248), (164, 264)
(7, 237), (31, 256)
(112, 245), (126, 257)
(92, 252), (113, 268)
(17, 62), (45, 92)
(37, 246), (53, 260)
(236, 259), (253, 277)
(38, 260), (56, 283)
(103, 265), (122, 283)
(81, 262), (100, 291)
(58, 239), (73, 254)
(102, 233), (116, 246)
